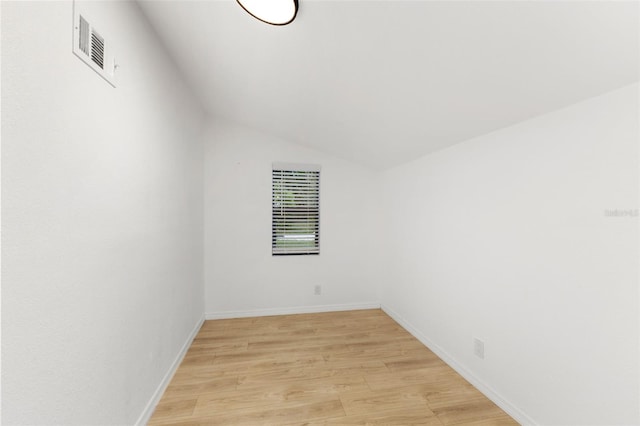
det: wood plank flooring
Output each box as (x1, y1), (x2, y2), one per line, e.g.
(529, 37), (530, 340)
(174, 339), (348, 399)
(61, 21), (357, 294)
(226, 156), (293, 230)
(149, 309), (517, 425)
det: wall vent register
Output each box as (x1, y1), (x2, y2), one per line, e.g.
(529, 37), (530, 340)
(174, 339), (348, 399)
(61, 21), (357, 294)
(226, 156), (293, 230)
(272, 163), (320, 255)
(73, 2), (117, 87)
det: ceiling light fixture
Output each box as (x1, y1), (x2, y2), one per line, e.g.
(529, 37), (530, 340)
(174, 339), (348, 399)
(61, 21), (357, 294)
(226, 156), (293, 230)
(236, 0), (298, 26)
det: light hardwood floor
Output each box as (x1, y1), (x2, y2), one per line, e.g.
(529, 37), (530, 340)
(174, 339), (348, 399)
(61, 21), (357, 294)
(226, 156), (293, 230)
(149, 309), (518, 425)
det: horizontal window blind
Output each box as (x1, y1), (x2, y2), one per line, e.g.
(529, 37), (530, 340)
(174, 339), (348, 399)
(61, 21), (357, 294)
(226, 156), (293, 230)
(272, 165), (320, 255)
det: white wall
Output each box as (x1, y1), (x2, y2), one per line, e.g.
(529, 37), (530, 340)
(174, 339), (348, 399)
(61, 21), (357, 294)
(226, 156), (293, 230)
(2, 1), (205, 424)
(381, 84), (639, 425)
(204, 120), (381, 317)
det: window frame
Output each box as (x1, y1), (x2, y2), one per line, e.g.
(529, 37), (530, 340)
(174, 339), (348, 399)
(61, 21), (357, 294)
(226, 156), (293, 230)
(271, 163), (321, 256)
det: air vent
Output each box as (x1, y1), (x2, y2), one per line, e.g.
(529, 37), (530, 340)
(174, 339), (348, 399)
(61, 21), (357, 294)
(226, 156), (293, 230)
(90, 30), (104, 69)
(73, 3), (117, 87)
(78, 16), (90, 56)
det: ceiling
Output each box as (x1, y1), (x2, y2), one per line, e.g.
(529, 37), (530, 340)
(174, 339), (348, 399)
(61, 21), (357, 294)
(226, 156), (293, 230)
(137, 0), (639, 170)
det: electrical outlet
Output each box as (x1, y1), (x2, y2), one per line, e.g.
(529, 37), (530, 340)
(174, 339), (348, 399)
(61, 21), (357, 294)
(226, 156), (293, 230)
(314, 285), (322, 295)
(474, 338), (485, 359)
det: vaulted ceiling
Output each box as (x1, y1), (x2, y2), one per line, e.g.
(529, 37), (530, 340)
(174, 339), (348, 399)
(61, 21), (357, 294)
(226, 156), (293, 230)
(138, 0), (639, 169)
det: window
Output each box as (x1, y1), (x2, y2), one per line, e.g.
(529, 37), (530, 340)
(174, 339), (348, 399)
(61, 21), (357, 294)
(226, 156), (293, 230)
(272, 163), (320, 255)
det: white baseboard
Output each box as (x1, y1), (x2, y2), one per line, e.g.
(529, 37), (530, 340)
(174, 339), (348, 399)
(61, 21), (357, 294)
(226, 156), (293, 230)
(135, 315), (205, 426)
(381, 304), (536, 426)
(205, 302), (381, 320)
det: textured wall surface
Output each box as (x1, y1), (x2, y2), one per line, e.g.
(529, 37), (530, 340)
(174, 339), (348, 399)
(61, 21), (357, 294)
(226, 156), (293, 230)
(2, 1), (205, 424)
(203, 120), (383, 317)
(381, 84), (639, 425)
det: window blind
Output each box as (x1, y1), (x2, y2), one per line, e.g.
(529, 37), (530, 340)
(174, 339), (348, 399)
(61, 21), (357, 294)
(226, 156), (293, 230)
(272, 164), (320, 255)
